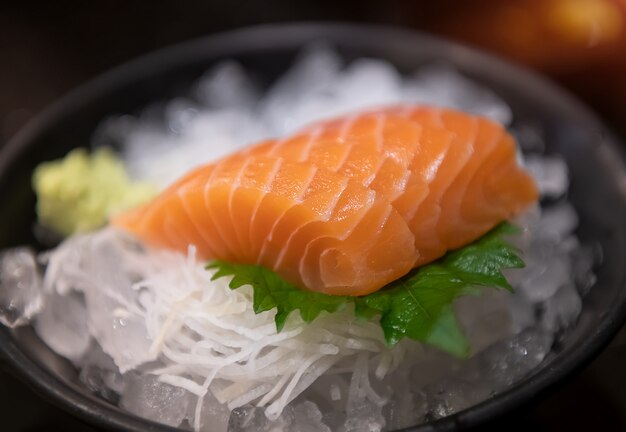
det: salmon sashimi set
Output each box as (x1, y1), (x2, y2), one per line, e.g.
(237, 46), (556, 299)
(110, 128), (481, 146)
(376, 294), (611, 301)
(114, 106), (538, 296)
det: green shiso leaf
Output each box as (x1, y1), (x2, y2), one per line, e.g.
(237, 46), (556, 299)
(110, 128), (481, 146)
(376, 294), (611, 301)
(207, 222), (524, 357)
(353, 222), (524, 353)
(207, 260), (350, 332)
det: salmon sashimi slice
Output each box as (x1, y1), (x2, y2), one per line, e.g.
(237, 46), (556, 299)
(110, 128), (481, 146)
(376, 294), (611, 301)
(239, 112), (425, 204)
(113, 105), (539, 296)
(382, 105), (538, 265)
(113, 155), (418, 296)
(394, 107), (479, 265)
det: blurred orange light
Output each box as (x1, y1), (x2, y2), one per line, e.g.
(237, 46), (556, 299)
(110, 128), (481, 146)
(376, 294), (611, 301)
(544, 0), (623, 46)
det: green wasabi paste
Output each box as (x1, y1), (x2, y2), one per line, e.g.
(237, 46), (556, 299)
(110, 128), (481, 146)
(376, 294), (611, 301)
(32, 147), (156, 236)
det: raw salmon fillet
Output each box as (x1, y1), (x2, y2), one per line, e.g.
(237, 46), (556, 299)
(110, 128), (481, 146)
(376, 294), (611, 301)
(113, 106), (538, 296)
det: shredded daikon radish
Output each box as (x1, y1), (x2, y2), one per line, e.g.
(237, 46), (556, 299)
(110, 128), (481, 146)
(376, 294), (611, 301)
(42, 227), (409, 425)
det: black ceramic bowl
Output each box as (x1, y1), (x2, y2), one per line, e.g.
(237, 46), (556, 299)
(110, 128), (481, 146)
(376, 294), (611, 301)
(1, 23), (626, 432)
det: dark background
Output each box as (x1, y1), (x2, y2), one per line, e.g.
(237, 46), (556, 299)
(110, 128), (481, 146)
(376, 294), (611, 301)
(1, 1), (625, 431)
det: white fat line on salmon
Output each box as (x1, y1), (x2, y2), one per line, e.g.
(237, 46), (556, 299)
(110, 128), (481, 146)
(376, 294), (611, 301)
(422, 127), (455, 187)
(177, 193), (219, 257)
(318, 174), (351, 222)
(295, 188), (376, 286)
(362, 155), (388, 189)
(370, 124), (414, 190)
(445, 117), (501, 234)
(292, 163), (319, 204)
(203, 162), (239, 259)
(337, 113), (359, 143)
(330, 137), (359, 172)
(267, 134), (291, 156)
(337, 188), (377, 241)
(261, 157), (283, 193)
(424, 151), (447, 183)
(435, 116), (480, 192)
(392, 166), (413, 198)
(368, 117), (419, 189)
(467, 123), (506, 206)
(163, 213), (192, 252)
(390, 104), (415, 117)
(297, 190), (377, 290)
(374, 112), (385, 152)
(228, 157), (255, 252)
(272, 171), (349, 270)
(387, 121), (424, 165)
(335, 115), (378, 182)
(300, 125), (323, 161)
(395, 184), (430, 228)
(251, 161), (288, 257)
(258, 164), (318, 268)
(173, 193), (219, 258)
(403, 107), (428, 123)
(238, 157), (283, 263)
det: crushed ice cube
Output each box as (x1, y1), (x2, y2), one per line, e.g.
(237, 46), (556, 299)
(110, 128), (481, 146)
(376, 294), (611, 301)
(43, 231), (156, 372)
(511, 121), (546, 153)
(122, 108), (265, 187)
(166, 98), (199, 134)
(115, 47), (520, 188)
(275, 57), (403, 133)
(196, 61), (258, 110)
(198, 391), (231, 432)
(0, 247), (43, 327)
(541, 283), (582, 332)
(292, 401), (331, 432)
(229, 405), (293, 432)
(519, 239), (571, 302)
(525, 155), (569, 199)
(455, 290), (513, 352)
(78, 342), (125, 404)
(385, 389), (426, 430)
(535, 202), (578, 242)
(344, 396), (385, 432)
(262, 45), (343, 136)
(507, 294), (536, 334)
(426, 378), (493, 419)
(344, 355), (386, 432)
(382, 368), (427, 429)
(34, 291), (90, 361)
(331, 59), (402, 111)
(86, 297), (153, 373)
(476, 329), (553, 388)
(120, 373), (191, 427)
(572, 245), (597, 296)
(403, 64), (512, 125)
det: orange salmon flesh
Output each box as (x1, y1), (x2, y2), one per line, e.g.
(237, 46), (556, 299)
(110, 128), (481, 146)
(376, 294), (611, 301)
(113, 106), (538, 296)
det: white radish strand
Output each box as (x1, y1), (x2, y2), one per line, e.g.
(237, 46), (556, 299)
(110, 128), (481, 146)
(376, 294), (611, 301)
(42, 227), (408, 428)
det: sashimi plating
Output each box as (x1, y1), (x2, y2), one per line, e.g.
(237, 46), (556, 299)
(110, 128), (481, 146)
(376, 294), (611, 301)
(113, 105), (538, 295)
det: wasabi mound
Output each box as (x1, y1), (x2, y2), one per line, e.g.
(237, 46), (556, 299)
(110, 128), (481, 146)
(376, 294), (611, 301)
(33, 147), (156, 236)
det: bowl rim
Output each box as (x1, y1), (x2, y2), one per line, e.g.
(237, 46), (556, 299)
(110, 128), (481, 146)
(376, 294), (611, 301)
(1, 21), (626, 432)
